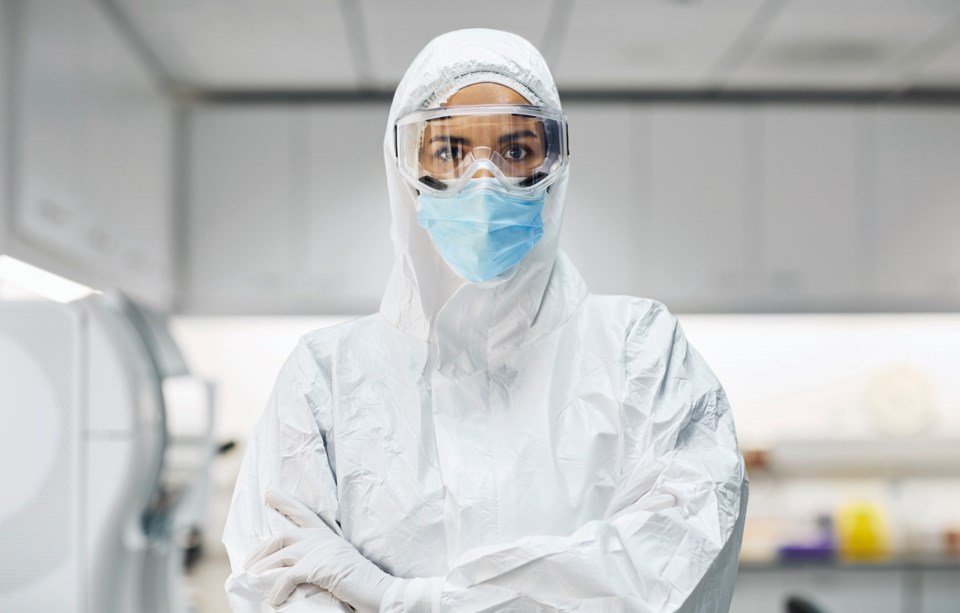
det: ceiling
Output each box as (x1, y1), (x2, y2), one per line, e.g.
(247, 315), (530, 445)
(111, 0), (960, 93)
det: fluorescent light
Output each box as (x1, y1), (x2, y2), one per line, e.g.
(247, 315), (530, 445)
(0, 255), (100, 303)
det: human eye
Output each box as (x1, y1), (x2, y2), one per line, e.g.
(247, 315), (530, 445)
(433, 146), (463, 163)
(503, 144), (532, 161)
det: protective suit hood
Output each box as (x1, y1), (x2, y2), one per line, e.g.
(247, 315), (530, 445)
(379, 29), (587, 357)
(224, 28), (747, 613)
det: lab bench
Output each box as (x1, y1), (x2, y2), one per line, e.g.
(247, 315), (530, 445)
(732, 558), (960, 613)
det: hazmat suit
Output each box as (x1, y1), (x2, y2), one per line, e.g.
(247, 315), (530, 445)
(224, 28), (748, 613)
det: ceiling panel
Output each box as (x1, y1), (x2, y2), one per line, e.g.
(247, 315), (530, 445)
(111, 0), (960, 92)
(727, 0), (960, 89)
(555, 0), (769, 89)
(114, 0), (357, 89)
(360, 0), (553, 88)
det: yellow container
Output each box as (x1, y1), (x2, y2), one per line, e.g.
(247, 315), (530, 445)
(836, 502), (892, 561)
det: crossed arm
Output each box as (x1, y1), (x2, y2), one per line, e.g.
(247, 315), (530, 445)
(223, 317), (747, 612)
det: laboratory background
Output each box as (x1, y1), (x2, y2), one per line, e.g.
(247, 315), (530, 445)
(1, 1), (960, 612)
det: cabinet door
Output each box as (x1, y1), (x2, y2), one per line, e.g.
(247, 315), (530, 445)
(15, 0), (173, 306)
(922, 569), (960, 613)
(647, 107), (749, 311)
(76, 3), (173, 302)
(186, 108), (295, 313)
(757, 108), (865, 309)
(560, 104), (656, 297)
(732, 568), (904, 613)
(872, 109), (960, 310)
(0, 1), (10, 244)
(17, 0), (86, 255)
(296, 106), (392, 313)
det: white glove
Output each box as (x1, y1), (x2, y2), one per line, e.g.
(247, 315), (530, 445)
(244, 490), (400, 612)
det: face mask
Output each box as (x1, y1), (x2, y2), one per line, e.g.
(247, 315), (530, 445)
(417, 179), (545, 283)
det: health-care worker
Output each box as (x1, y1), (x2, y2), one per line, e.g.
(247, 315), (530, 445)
(224, 28), (748, 613)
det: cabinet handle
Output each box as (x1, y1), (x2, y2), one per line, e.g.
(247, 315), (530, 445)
(87, 228), (112, 253)
(769, 270), (803, 290)
(36, 199), (70, 225)
(933, 273), (960, 294)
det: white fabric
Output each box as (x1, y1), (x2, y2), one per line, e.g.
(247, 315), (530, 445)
(224, 28), (747, 612)
(418, 70), (543, 109)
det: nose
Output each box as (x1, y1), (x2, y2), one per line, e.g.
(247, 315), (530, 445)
(473, 168), (495, 179)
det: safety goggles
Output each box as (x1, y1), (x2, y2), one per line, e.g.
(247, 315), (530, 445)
(395, 104), (569, 197)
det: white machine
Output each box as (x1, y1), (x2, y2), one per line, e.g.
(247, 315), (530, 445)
(0, 292), (215, 613)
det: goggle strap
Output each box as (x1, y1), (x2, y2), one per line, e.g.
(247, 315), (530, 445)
(518, 172), (549, 188)
(418, 175), (448, 191)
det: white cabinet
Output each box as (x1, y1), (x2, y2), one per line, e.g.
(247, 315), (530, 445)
(560, 105), (656, 296)
(921, 569), (960, 613)
(186, 108), (296, 313)
(733, 566), (960, 613)
(186, 106), (394, 314)
(296, 106), (392, 312)
(17, 0), (84, 255)
(646, 108), (750, 311)
(732, 567), (905, 613)
(0, 1), (10, 246)
(180, 103), (960, 315)
(15, 0), (173, 306)
(755, 108), (866, 309)
(871, 109), (960, 310)
(75, 3), (173, 302)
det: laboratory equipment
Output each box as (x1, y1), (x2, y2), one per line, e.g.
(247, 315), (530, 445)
(0, 291), (215, 613)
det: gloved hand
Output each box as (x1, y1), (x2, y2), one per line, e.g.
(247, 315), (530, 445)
(244, 490), (400, 612)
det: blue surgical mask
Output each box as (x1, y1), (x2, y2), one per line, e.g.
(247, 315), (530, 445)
(417, 179), (545, 283)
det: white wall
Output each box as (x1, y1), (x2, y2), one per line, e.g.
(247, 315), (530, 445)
(169, 315), (352, 439)
(681, 313), (960, 445)
(172, 313), (960, 444)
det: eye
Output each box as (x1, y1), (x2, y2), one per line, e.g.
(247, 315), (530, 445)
(503, 145), (531, 161)
(433, 146), (463, 163)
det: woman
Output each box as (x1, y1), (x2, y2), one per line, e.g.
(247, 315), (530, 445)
(224, 28), (747, 612)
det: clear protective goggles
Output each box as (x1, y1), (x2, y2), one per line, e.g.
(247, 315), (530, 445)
(395, 104), (569, 197)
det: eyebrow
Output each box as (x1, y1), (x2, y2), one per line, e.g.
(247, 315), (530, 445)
(499, 130), (539, 144)
(427, 130), (539, 145)
(429, 135), (470, 145)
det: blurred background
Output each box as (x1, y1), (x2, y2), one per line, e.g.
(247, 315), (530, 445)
(2, 1), (960, 612)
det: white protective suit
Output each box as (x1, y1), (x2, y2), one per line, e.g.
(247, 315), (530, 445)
(224, 29), (748, 613)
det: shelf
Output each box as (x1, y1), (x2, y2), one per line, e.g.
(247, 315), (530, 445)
(745, 439), (960, 479)
(739, 557), (960, 572)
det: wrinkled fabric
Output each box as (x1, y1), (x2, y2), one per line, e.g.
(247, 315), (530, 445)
(224, 28), (747, 612)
